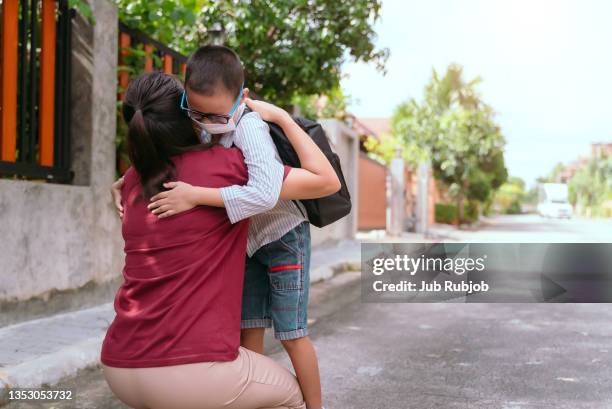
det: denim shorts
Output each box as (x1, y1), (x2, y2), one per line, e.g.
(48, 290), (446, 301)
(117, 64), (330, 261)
(241, 221), (311, 340)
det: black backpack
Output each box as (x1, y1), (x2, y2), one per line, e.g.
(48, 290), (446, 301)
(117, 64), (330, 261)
(242, 107), (352, 228)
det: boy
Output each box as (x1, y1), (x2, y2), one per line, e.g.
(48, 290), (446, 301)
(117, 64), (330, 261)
(112, 46), (325, 409)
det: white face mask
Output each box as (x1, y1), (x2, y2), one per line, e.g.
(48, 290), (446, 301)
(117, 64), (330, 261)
(197, 116), (237, 135)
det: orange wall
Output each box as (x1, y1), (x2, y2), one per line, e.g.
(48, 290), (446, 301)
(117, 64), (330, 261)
(358, 154), (387, 230)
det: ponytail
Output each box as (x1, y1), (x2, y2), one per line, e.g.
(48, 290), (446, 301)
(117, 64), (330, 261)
(122, 72), (200, 201)
(126, 108), (176, 200)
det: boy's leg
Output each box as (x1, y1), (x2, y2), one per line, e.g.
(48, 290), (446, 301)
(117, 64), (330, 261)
(241, 253), (271, 354)
(240, 327), (265, 354)
(266, 221), (322, 409)
(281, 337), (322, 409)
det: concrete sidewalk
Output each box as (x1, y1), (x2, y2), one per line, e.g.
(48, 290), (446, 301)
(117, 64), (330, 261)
(0, 240), (361, 406)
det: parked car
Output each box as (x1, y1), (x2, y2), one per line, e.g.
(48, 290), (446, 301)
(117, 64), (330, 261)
(537, 183), (573, 219)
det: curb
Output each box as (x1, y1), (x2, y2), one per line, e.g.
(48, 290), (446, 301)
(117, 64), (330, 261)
(0, 337), (104, 407)
(311, 260), (361, 283)
(0, 303), (114, 407)
(310, 240), (361, 282)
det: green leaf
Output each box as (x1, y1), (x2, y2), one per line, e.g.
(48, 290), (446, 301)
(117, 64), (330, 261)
(113, 0), (387, 106)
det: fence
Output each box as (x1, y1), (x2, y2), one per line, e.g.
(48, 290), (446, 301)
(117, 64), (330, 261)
(0, 0), (73, 182)
(0, 0), (123, 310)
(117, 21), (188, 99)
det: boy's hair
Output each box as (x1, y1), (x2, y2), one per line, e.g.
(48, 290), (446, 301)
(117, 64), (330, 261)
(185, 45), (244, 97)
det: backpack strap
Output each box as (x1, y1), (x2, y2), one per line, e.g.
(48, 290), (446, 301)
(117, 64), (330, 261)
(236, 104), (253, 126)
(292, 199), (307, 219)
(230, 105), (253, 148)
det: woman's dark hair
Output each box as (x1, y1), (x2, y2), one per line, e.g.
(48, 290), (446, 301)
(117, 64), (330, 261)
(122, 72), (210, 200)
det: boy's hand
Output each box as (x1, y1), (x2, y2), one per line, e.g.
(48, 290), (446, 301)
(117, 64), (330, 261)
(148, 181), (198, 218)
(110, 176), (124, 219)
(244, 98), (291, 124)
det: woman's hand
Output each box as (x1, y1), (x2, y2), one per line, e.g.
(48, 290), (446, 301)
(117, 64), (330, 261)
(110, 176), (124, 219)
(245, 96), (341, 201)
(244, 98), (291, 124)
(148, 181), (199, 218)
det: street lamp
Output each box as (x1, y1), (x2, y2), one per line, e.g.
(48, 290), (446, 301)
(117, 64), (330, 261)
(208, 22), (225, 45)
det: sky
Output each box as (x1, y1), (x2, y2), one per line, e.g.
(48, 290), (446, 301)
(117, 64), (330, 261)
(341, 0), (612, 187)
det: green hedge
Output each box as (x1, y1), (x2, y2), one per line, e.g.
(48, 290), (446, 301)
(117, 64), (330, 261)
(435, 202), (479, 224)
(435, 203), (458, 224)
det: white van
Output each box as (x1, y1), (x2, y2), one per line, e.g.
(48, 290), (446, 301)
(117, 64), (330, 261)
(537, 183), (573, 219)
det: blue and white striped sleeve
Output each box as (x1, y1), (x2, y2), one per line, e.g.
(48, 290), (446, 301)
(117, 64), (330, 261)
(219, 112), (285, 224)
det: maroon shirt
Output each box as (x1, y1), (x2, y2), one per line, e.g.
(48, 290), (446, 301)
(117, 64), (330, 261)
(101, 146), (253, 368)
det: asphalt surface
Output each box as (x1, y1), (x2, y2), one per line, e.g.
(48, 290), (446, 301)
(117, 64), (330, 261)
(280, 293), (612, 408)
(6, 215), (612, 409)
(433, 214), (612, 243)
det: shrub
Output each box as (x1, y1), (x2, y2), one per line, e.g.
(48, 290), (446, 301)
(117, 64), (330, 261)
(435, 202), (480, 224)
(464, 200), (480, 223)
(505, 201), (522, 214)
(435, 203), (458, 224)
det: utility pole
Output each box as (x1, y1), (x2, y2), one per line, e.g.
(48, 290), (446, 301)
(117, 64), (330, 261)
(416, 161), (430, 235)
(388, 148), (405, 236)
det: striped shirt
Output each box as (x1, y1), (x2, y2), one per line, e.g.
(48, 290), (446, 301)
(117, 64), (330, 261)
(200, 103), (306, 257)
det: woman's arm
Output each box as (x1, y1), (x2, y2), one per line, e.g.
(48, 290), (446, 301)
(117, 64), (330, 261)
(147, 99), (342, 218)
(244, 98), (341, 200)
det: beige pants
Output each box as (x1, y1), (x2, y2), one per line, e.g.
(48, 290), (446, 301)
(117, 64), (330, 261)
(101, 346), (306, 409)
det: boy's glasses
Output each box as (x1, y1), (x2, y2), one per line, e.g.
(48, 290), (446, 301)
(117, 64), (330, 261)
(180, 91), (233, 125)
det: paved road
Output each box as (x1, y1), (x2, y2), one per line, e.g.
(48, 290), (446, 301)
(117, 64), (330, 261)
(431, 214), (612, 243)
(301, 215), (612, 408)
(280, 280), (612, 408)
(7, 215), (612, 409)
(8, 271), (612, 409)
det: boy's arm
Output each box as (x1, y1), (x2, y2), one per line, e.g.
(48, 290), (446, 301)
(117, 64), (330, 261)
(148, 112), (284, 222)
(148, 181), (224, 220)
(243, 98), (341, 200)
(218, 112), (285, 223)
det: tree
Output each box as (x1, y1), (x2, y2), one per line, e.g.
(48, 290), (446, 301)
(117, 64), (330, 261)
(492, 176), (527, 215)
(536, 162), (565, 183)
(113, 0), (389, 106)
(390, 64), (507, 222)
(292, 86), (351, 120)
(568, 154), (612, 217)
